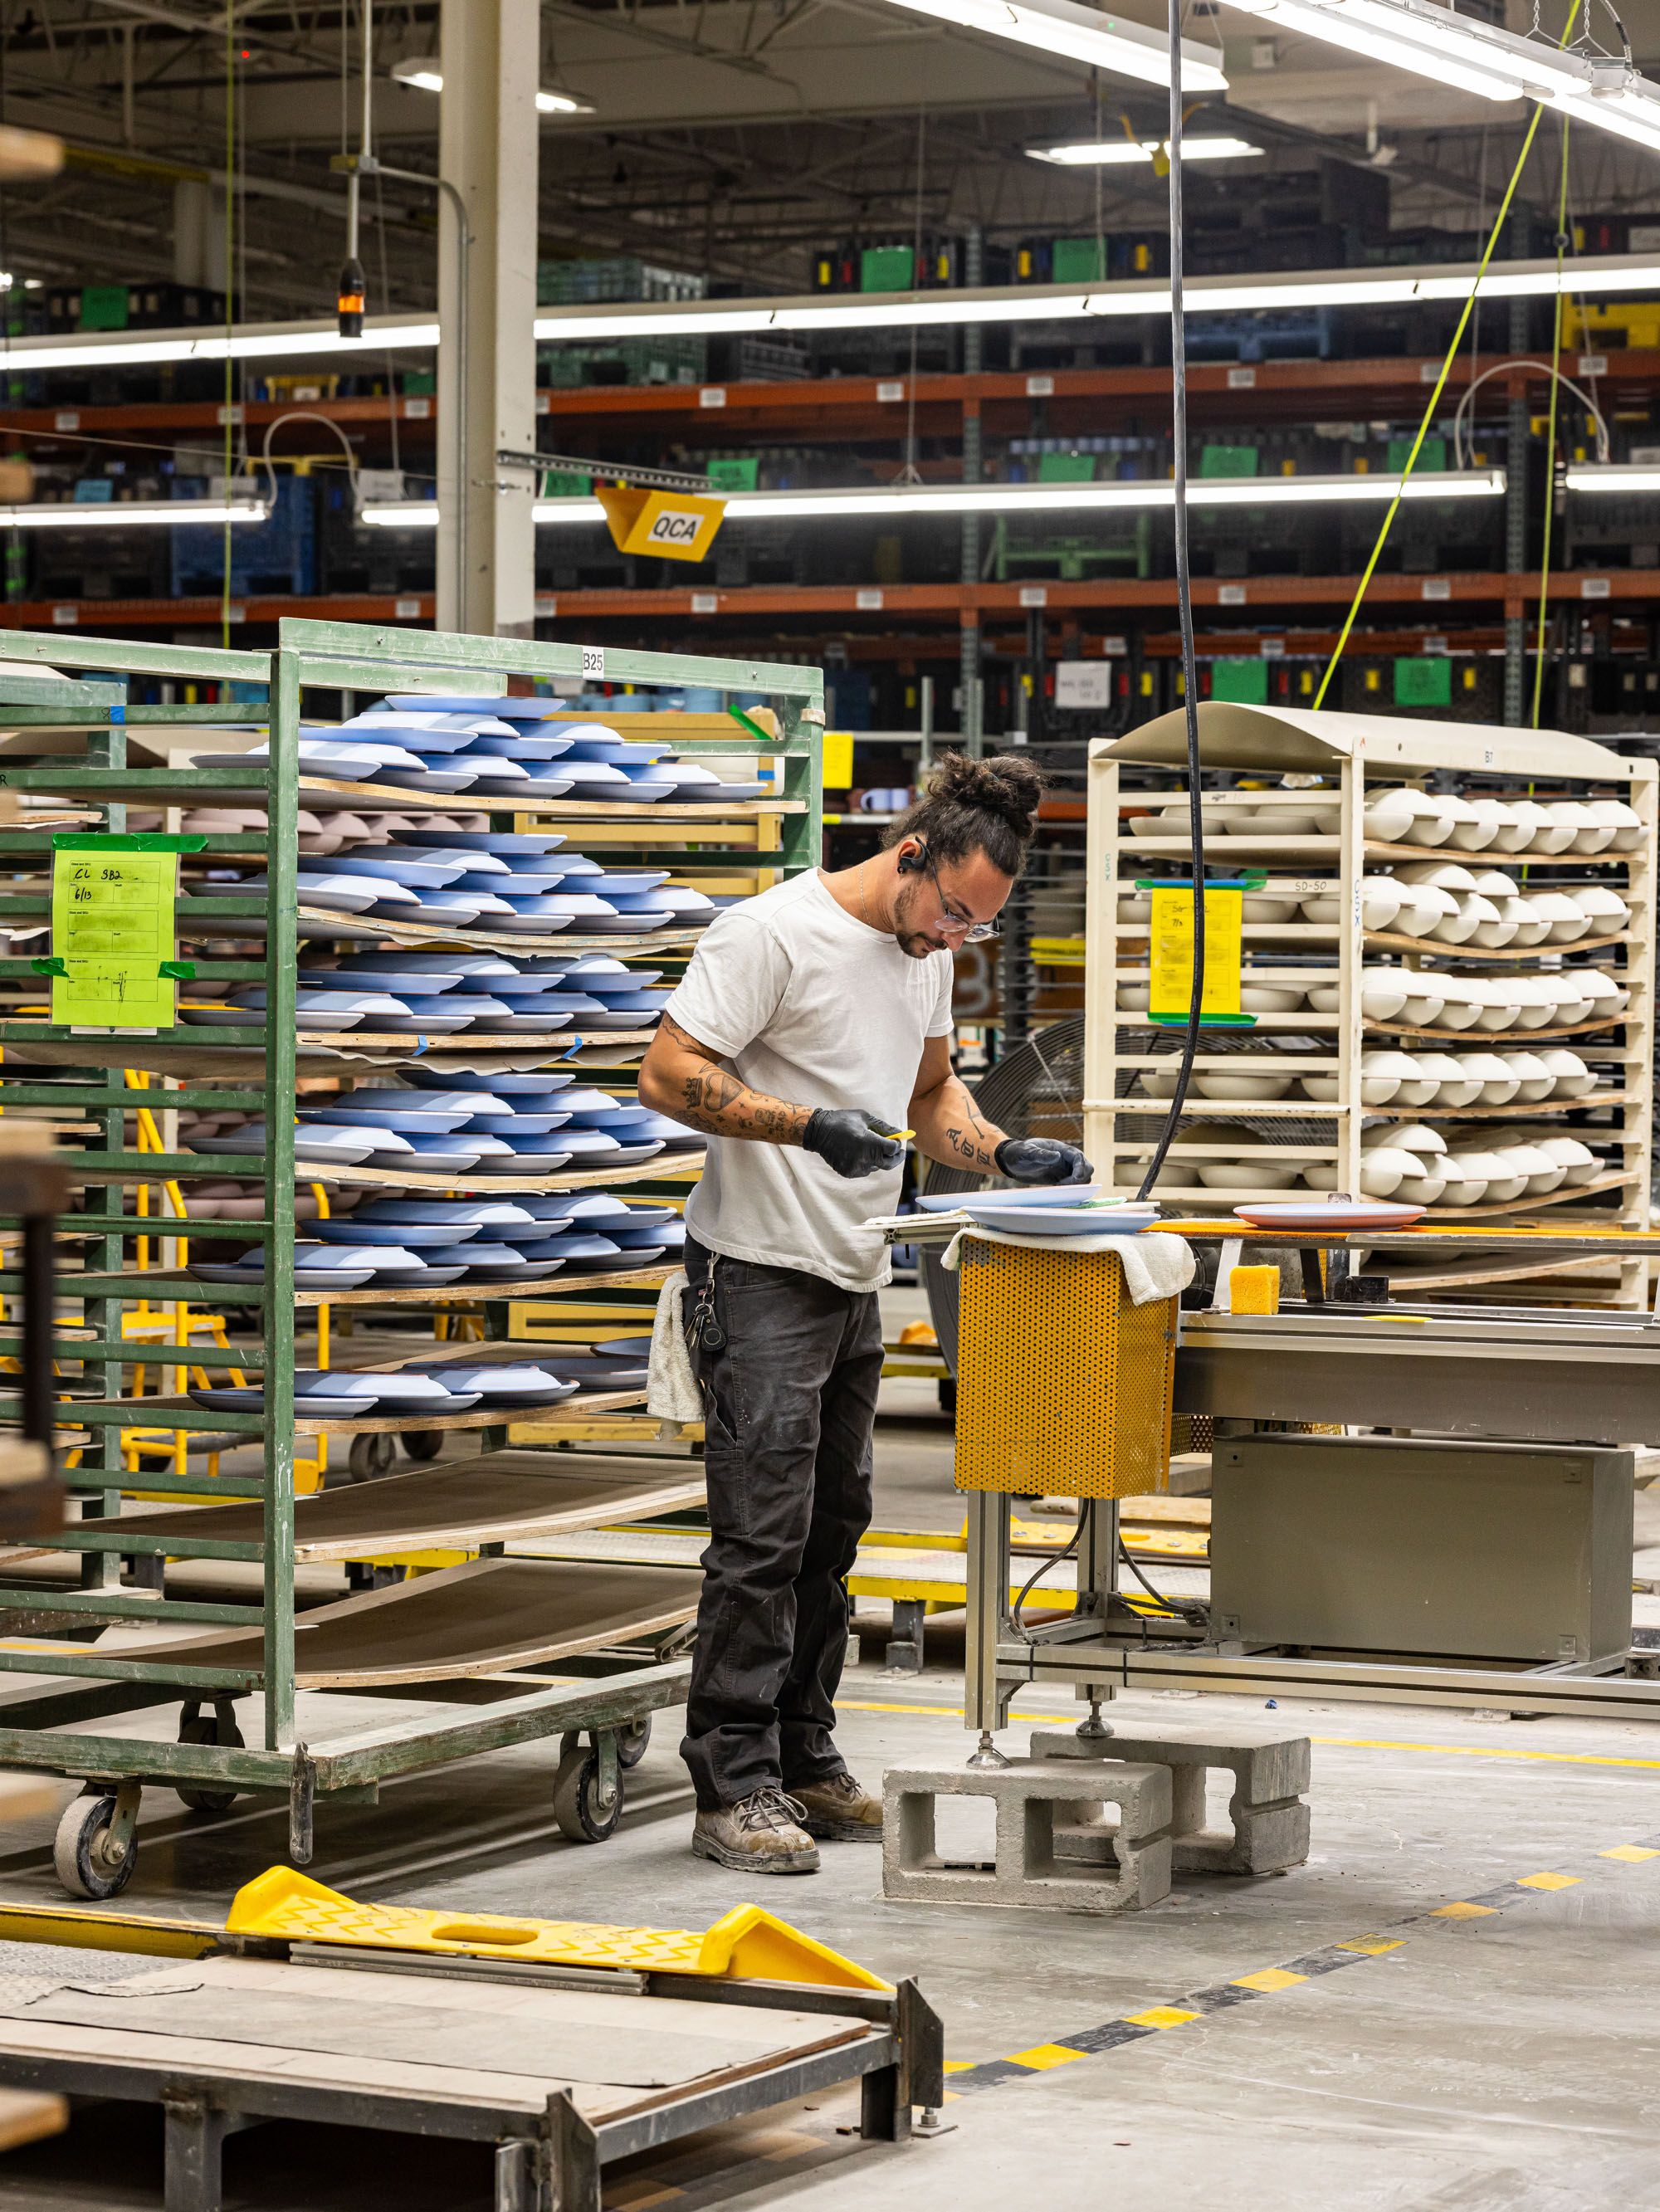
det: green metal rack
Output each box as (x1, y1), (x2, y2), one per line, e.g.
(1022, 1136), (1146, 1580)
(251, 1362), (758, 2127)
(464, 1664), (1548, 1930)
(0, 617), (823, 1897)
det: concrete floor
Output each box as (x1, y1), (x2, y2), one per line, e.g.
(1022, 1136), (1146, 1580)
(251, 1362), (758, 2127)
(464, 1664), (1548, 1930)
(4, 1316), (1660, 2207)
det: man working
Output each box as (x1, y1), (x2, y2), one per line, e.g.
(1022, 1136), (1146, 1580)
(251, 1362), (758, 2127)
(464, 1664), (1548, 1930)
(637, 750), (1091, 1873)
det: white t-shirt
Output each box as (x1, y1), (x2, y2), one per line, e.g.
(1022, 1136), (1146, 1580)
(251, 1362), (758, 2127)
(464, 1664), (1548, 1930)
(662, 870), (954, 1292)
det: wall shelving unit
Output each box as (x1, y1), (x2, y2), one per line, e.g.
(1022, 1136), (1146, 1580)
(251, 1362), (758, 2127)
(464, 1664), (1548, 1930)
(1083, 702), (1657, 1307)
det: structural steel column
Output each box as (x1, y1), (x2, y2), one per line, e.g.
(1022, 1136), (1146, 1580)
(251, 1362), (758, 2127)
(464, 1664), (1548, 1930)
(959, 224), (984, 754)
(437, 0), (540, 637)
(1502, 299), (1530, 725)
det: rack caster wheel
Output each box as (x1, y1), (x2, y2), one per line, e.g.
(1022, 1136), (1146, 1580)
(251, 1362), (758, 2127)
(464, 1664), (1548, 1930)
(175, 1702), (245, 1814)
(400, 1429), (443, 1462)
(554, 1742), (623, 1844)
(53, 1785), (139, 1900)
(348, 1432), (398, 1482)
(616, 1716), (652, 1770)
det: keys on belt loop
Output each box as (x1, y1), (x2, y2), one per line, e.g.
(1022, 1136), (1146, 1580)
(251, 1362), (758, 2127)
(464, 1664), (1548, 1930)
(687, 1264), (726, 1354)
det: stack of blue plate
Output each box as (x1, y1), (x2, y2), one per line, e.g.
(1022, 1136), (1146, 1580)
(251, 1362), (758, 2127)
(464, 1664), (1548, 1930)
(190, 1240), (469, 1290)
(188, 1370), (484, 1415)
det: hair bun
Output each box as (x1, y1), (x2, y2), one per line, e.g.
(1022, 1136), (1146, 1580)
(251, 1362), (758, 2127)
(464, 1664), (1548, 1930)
(930, 750), (1044, 832)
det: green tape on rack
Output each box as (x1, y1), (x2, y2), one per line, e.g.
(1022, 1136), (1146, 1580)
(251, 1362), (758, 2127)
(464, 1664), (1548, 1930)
(29, 957), (66, 977)
(51, 833), (208, 853)
(159, 960), (197, 980)
(726, 703), (774, 746)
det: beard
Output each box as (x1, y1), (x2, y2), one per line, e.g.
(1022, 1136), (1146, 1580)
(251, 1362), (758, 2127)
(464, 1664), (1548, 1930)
(891, 876), (950, 959)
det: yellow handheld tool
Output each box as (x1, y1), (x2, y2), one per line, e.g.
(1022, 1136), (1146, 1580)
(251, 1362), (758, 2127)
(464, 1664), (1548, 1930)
(882, 1127), (915, 1141)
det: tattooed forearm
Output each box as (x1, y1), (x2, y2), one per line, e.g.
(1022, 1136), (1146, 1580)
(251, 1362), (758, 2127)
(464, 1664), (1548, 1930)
(639, 1014), (811, 1145)
(912, 1072), (1006, 1174)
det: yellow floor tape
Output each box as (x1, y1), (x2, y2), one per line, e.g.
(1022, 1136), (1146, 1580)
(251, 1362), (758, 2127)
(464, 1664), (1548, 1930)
(226, 1867), (891, 1991)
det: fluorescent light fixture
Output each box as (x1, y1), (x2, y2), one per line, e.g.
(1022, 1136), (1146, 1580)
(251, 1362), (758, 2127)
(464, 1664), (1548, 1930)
(8, 247), (1660, 376)
(881, 0), (1227, 89)
(0, 313), (439, 374)
(1219, 0), (1660, 152)
(529, 254), (1660, 339)
(1565, 463), (1660, 492)
(359, 470), (1503, 530)
(1031, 135), (1262, 164)
(391, 55), (594, 115)
(0, 501), (269, 530)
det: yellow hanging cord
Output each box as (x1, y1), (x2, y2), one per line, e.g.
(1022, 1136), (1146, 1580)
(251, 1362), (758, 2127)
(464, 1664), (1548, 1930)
(1531, 116), (1573, 728)
(1312, 2), (1582, 710)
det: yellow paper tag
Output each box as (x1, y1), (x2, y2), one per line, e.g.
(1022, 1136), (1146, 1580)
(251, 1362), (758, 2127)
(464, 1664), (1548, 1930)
(51, 842), (178, 1029)
(1149, 885), (1243, 1020)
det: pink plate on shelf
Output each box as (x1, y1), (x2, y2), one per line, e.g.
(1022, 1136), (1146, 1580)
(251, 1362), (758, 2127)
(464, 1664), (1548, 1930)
(1232, 1198), (1427, 1233)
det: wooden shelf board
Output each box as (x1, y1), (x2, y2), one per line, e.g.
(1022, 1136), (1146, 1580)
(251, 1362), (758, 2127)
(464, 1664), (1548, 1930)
(119, 1555), (702, 1687)
(1364, 926), (1638, 959)
(71, 1454), (706, 1563)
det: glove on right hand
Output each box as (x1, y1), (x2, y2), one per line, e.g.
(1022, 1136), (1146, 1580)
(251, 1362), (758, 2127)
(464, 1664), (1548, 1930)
(803, 1108), (905, 1179)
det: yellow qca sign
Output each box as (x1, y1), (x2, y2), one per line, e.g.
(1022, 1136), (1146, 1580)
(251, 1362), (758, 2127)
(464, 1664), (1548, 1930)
(597, 485), (726, 564)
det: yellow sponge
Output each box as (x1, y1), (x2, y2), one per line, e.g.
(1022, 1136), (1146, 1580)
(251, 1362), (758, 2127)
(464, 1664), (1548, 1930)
(1228, 1265), (1280, 1315)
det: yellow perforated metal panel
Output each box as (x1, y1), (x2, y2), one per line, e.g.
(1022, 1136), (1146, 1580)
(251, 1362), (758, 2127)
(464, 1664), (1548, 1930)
(954, 1241), (1177, 1499)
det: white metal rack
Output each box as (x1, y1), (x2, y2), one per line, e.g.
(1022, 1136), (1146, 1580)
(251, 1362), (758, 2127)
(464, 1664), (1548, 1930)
(1084, 704), (1658, 1306)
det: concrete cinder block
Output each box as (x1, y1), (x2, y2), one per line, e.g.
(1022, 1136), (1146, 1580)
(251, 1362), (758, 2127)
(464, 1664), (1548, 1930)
(1029, 1721), (1311, 1877)
(881, 1759), (1172, 1914)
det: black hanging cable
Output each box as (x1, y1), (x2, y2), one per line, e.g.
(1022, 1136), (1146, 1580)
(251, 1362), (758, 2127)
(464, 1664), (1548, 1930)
(1135, 0), (1207, 1202)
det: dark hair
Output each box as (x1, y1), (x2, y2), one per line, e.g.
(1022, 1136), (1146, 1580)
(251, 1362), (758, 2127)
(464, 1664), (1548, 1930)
(882, 750), (1044, 879)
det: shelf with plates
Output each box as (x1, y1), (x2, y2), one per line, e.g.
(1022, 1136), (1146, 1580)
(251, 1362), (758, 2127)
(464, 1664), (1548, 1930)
(1086, 706), (1657, 1306)
(0, 618), (822, 1888)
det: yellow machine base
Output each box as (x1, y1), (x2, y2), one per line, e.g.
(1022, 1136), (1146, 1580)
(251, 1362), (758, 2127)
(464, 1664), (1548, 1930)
(226, 1868), (891, 1991)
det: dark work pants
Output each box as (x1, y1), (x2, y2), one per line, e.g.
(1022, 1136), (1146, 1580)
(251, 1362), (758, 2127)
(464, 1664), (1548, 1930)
(681, 1234), (885, 1810)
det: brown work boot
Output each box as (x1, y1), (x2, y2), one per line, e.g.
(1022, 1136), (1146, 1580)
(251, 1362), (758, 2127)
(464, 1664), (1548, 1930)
(791, 1771), (884, 1842)
(692, 1787), (820, 1874)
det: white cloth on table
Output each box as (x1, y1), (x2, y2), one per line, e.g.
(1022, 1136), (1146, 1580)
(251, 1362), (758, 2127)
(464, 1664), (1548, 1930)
(940, 1223), (1195, 1306)
(646, 1268), (701, 1423)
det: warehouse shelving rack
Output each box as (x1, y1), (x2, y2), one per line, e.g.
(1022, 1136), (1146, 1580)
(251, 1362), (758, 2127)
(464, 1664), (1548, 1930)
(1084, 703), (1657, 1307)
(0, 618), (823, 1896)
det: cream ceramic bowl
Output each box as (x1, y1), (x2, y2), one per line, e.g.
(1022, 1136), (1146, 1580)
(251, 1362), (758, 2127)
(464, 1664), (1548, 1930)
(1537, 1047), (1595, 1098)
(1363, 1049), (1437, 1106)
(1194, 1068), (1296, 1101)
(1394, 1156), (1448, 1204)
(1422, 978), (1476, 1030)
(1499, 975), (1557, 1029)
(1530, 891), (1593, 945)
(1589, 798), (1644, 852)
(1415, 1052), (1480, 1108)
(1397, 858), (1481, 894)
(1462, 978), (1521, 1031)
(1436, 1156), (1493, 1206)
(1140, 1065), (1181, 1098)
(1194, 1158), (1301, 1190)
(1360, 877), (1404, 931)
(1551, 800), (1616, 855)
(1298, 1072), (1343, 1101)
(1362, 787), (1430, 844)
(1501, 1140), (1567, 1196)
(1509, 798), (1575, 854)
(1572, 886), (1630, 934)
(1544, 979), (1594, 1027)
(1502, 1050), (1555, 1102)
(1306, 979), (1343, 1014)
(1418, 793), (1482, 848)
(1305, 1148), (1419, 1199)
(1577, 969), (1629, 1016)
(1299, 892), (1343, 924)
(1500, 896), (1550, 948)
(1356, 969), (1409, 1022)
(1239, 982), (1306, 1013)
(1120, 893), (1152, 926)
(1394, 884), (1458, 940)
(1394, 975), (1448, 1027)
(1236, 807), (1326, 837)
(1536, 1134), (1599, 1184)
(1469, 798), (1528, 852)
(1446, 797), (1501, 852)
(1117, 982), (1151, 1010)
(1374, 1121), (1448, 1157)
(1429, 893), (1495, 946)
(1467, 896), (1518, 950)
(1243, 895), (1300, 924)
(1457, 1052), (1521, 1106)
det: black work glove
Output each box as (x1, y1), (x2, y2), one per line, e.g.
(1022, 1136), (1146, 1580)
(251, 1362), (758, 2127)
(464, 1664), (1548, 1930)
(994, 1136), (1093, 1186)
(803, 1107), (905, 1179)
